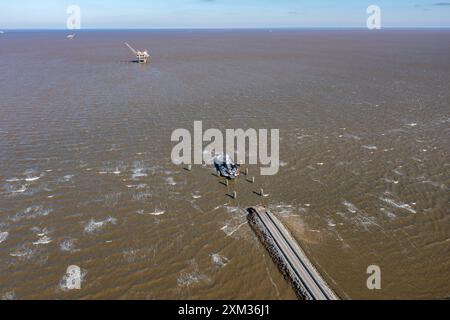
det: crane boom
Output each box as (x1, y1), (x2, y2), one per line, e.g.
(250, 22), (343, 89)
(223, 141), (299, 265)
(125, 42), (137, 54)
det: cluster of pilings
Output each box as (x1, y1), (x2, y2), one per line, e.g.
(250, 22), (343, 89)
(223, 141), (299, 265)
(185, 164), (268, 201)
(221, 166), (266, 200)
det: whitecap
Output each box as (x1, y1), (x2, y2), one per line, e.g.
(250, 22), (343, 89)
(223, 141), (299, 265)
(342, 201), (358, 214)
(380, 197), (416, 214)
(84, 217), (117, 233)
(341, 133), (361, 141)
(150, 210), (165, 216)
(380, 208), (397, 219)
(60, 238), (77, 252)
(59, 175), (74, 182)
(0, 231), (9, 244)
(1, 291), (15, 300)
(166, 177), (176, 186)
(192, 191), (202, 199)
(137, 209), (165, 216)
(131, 161), (148, 179)
(33, 235), (52, 245)
(12, 185), (27, 193)
(362, 145), (378, 150)
(11, 205), (53, 222)
(25, 176), (40, 182)
(9, 244), (36, 259)
(211, 253), (229, 267)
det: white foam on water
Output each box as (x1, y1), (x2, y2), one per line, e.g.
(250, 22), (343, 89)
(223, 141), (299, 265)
(60, 238), (77, 252)
(31, 226), (49, 236)
(150, 210), (165, 216)
(211, 253), (229, 267)
(33, 235), (52, 245)
(380, 197), (416, 214)
(297, 134), (313, 140)
(2, 183), (27, 196)
(1, 291), (15, 300)
(192, 191), (202, 199)
(137, 209), (165, 216)
(380, 208), (397, 219)
(132, 191), (153, 201)
(221, 221), (247, 237)
(362, 144), (378, 150)
(13, 185), (27, 193)
(9, 244), (37, 260)
(166, 177), (177, 186)
(5, 178), (20, 182)
(177, 261), (209, 288)
(84, 217), (117, 233)
(340, 133), (361, 141)
(131, 161), (148, 179)
(269, 204), (295, 217)
(25, 176), (40, 182)
(327, 219), (337, 227)
(342, 201), (358, 214)
(11, 205), (53, 222)
(0, 231), (9, 244)
(384, 178), (399, 184)
(59, 175), (74, 182)
(177, 271), (207, 287)
(224, 206), (239, 214)
(127, 183), (147, 189)
(123, 249), (138, 263)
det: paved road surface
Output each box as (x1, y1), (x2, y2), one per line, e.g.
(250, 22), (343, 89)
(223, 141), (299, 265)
(248, 206), (339, 300)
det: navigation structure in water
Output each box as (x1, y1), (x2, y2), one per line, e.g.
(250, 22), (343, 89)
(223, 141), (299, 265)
(214, 153), (240, 180)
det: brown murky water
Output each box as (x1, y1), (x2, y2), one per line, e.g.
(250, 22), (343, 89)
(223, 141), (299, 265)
(0, 30), (449, 299)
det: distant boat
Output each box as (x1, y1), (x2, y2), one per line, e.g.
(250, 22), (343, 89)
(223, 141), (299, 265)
(67, 34), (75, 39)
(214, 154), (239, 180)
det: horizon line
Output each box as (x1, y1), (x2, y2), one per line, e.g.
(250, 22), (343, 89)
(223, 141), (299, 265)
(2, 26), (450, 31)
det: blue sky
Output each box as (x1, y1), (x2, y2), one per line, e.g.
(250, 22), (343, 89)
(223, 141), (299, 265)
(1, 0), (449, 29)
